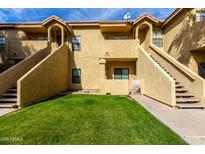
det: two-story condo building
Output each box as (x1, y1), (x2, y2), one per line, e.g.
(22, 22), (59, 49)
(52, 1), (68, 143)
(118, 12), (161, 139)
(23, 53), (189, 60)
(0, 8), (205, 109)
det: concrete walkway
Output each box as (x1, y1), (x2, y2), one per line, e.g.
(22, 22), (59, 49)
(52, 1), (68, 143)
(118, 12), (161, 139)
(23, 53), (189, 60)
(0, 108), (15, 117)
(131, 94), (205, 145)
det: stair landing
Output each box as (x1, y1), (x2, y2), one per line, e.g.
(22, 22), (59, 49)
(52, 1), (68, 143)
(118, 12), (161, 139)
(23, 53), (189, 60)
(176, 103), (204, 109)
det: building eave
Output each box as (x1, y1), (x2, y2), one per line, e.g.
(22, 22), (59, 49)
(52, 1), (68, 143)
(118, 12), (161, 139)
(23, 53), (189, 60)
(161, 8), (184, 28)
(133, 13), (161, 25)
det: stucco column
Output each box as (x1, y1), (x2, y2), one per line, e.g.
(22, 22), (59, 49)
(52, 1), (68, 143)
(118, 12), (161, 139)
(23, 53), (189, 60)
(47, 27), (52, 47)
(61, 27), (65, 45)
(135, 27), (138, 41)
(99, 58), (106, 80)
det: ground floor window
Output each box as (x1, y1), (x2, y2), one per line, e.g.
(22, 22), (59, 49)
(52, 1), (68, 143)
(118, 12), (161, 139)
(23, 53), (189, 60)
(114, 68), (129, 79)
(198, 63), (205, 79)
(72, 69), (81, 83)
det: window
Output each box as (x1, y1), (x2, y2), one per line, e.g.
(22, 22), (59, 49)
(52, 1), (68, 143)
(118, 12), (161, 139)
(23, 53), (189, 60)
(72, 69), (81, 83)
(114, 68), (129, 79)
(0, 36), (6, 52)
(113, 35), (129, 40)
(153, 31), (163, 47)
(72, 36), (81, 51)
(196, 10), (205, 22)
(198, 63), (205, 79)
(37, 35), (48, 40)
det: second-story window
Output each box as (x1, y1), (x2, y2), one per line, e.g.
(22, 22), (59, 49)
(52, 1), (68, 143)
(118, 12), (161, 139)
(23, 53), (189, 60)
(153, 31), (163, 47)
(113, 35), (129, 40)
(72, 36), (81, 51)
(196, 10), (205, 22)
(0, 36), (6, 52)
(37, 35), (48, 40)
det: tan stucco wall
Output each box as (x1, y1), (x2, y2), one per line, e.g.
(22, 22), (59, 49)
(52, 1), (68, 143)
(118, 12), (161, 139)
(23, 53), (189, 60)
(102, 40), (138, 58)
(8, 40), (47, 59)
(68, 26), (139, 91)
(150, 45), (205, 103)
(105, 61), (136, 89)
(0, 29), (47, 60)
(135, 20), (153, 53)
(100, 79), (129, 95)
(163, 8), (205, 74)
(190, 51), (205, 73)
(18, 44), (69, 107)
(0, 46), (50, 96)
(137, 46), (176, 106)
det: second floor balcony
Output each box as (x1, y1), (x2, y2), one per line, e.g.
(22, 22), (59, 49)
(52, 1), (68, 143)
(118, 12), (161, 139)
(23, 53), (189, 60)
(101, 39), (139, 58)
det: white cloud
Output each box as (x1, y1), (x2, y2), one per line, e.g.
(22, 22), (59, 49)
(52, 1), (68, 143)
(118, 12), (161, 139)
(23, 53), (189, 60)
(11, 8), (25, 16)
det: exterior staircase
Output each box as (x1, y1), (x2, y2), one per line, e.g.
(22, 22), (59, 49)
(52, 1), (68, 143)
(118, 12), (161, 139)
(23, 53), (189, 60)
(0, 84), (17, 108)
(150, 55), (204, 109)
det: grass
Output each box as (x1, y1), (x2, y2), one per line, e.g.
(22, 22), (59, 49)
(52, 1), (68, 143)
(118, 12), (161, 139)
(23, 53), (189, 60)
(0, 94), (186, 145)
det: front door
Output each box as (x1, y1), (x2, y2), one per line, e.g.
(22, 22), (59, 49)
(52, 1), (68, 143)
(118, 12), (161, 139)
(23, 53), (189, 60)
(56, 35), (61, 47)
(198, 63), (205, 79)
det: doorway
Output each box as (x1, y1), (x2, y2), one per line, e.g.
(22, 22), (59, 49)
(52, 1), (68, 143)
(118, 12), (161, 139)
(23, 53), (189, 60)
(56, 35), (62, 47)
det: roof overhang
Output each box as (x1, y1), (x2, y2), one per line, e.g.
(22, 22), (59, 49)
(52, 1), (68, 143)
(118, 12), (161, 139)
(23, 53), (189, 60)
(161, 9), (183, 28)
(14, 24), (47, 33)
(105, 58), (137, 61)
(42, 16), (73, 34)
(133, 13), (162, 26)
(190, 46), (205, 52)
(100, 23), (133, 32)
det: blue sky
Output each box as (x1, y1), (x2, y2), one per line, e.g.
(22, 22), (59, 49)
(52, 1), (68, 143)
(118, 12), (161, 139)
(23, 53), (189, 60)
(0, 8), (175, 22)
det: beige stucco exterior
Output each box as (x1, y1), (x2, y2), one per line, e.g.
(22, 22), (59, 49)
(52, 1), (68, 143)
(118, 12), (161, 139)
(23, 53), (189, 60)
(137, 46), (176, 106)
(0, 9), (205, 107)
(163, 8), (205, 74)
(18, 44), (69, 106)
(0, 46), (50, 96)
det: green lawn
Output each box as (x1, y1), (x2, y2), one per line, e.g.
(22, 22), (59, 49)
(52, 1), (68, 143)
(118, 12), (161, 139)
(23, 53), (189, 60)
(0, 94), (186, 145)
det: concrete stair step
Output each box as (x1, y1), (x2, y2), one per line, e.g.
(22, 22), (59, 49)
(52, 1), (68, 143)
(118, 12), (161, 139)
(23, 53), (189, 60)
(176, 98), (200, 103)
(175, 84), (184, 88)
(0, 98), (17, 103)
(7, 89), (17, 93)
(2, 93), (17, 97)
(0, 103), (16, 108)
(176, 89), (188, 93)
(176, 93), (194, 98)
(176, 103), (204, 109)
(12, 85), (17, 88)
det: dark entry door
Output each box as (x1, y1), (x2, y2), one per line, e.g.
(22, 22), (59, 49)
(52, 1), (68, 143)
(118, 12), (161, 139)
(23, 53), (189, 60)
(198, 63), (205, 79)
(56, 35), (61, 47)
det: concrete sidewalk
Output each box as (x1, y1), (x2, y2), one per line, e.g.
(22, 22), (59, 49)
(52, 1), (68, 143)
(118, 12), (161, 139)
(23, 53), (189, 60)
(0, 108), (15, 117)
(131, 94), (205, 145)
